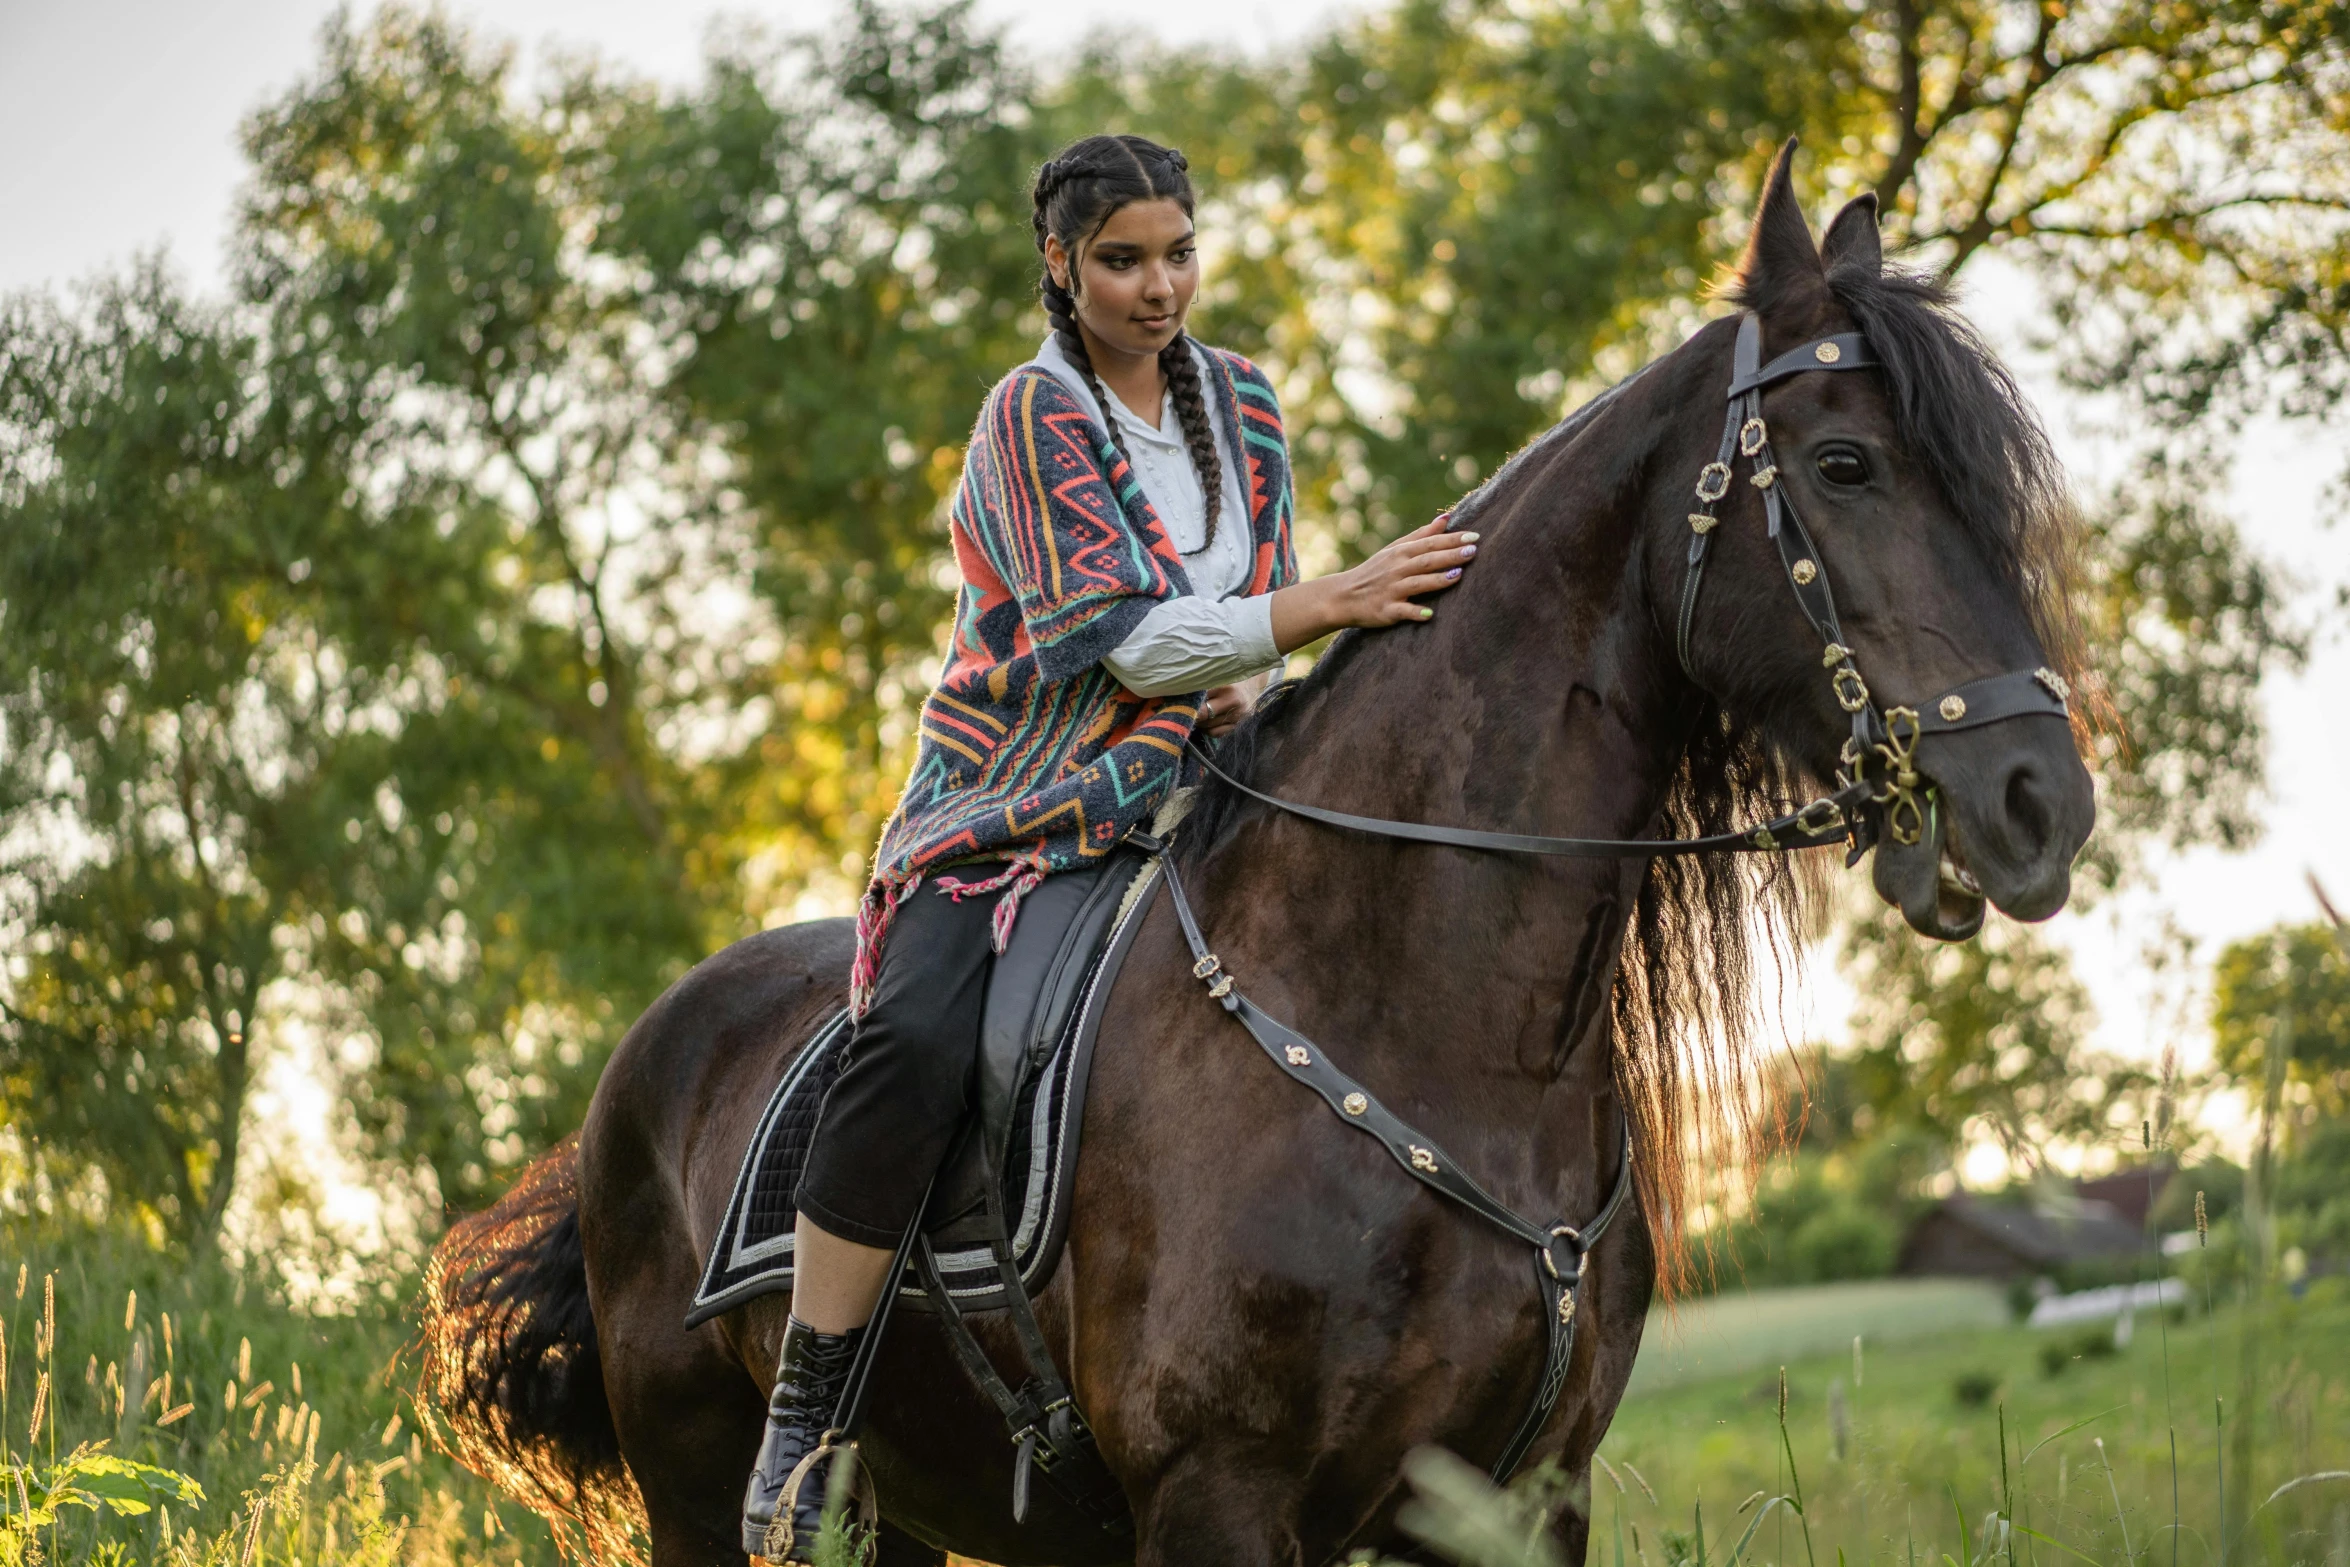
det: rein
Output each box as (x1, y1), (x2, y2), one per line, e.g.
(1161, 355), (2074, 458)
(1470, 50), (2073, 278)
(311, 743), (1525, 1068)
(1152, 310), (2073, 1486)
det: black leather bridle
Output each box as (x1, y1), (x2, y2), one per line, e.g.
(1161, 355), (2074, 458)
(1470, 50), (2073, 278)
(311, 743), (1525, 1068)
(1191, 313), (2075, 863)
(1143, 311), (2075, 1487)
(1676, 313), (2071, 853)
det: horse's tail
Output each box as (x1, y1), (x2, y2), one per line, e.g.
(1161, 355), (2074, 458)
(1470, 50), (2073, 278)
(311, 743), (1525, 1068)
(415, 1133), (646, 1564)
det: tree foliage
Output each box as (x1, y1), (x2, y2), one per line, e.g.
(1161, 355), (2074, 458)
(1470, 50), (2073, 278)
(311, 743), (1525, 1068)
(0, 272), (367, 1244)
(1840, 912), (2153, 1170)
(2212, 919), (2350, 1119)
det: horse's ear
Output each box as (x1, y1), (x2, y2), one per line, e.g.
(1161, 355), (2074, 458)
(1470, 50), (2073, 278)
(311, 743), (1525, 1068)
(1821, 193), (1883, 279)
(1732, 138), (1825, 317)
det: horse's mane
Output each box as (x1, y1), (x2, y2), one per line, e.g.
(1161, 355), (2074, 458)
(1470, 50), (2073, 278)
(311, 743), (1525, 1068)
(1182, 259), (2088, 1299)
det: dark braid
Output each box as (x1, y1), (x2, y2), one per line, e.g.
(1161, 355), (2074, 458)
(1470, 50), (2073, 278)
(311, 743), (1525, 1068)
(1031, 134), (1224, 544)
(1158, 335), (1224, 538)
(1040, 268), (1136, 487)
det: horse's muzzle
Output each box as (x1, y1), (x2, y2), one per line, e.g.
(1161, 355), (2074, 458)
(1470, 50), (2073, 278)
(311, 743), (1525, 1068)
(1873, 717), (2094, 938)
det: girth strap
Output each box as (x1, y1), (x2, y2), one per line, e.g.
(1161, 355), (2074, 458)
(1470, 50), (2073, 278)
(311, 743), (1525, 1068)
(1137, 831), (1636, 1483)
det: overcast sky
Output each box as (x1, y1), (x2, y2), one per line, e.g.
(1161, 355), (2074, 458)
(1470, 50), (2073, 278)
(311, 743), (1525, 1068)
(4, 0), (2345, 1156)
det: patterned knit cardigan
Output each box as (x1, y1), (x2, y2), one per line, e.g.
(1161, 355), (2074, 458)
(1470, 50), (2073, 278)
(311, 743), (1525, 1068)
(850, 344), (1298, 1012)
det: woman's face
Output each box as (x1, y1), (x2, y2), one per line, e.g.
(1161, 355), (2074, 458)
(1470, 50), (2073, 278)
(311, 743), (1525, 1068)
(1047, 197), (1198, 360)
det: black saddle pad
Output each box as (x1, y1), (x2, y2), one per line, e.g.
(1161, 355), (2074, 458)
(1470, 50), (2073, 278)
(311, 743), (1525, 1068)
(686, 856), (1155, 1326)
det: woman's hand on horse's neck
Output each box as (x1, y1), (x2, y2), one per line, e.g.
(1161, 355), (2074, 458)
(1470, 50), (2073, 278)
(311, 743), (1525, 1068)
(1269, 521), (1478, 651)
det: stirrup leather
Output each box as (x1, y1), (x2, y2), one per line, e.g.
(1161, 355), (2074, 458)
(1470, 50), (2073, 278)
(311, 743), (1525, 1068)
(757, 1429), (878, 1564)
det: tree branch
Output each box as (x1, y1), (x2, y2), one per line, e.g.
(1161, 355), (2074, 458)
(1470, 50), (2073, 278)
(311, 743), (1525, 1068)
(497, 425), (671, 851)
(1872, 0), (1930, 216)
(1937, 0), (2062, 278)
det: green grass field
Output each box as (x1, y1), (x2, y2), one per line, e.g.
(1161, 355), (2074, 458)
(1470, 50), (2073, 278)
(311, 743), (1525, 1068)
(13, 1225), (2343, 1566)
(1627, 1280), (2013, 1393)
(1598, 1279), (2350, 1567)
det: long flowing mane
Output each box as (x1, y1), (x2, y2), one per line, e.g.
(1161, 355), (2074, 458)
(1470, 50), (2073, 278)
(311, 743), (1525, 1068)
(1182, 256), (2090, 1299)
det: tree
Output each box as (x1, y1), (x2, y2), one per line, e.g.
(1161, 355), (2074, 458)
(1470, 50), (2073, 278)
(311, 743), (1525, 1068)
(0, 271), (400, 1244)
(2212, 919), (2350, 1120)
(231, 9), (752, 1210)
(1841, 911), (2153, 1172)
(599, 0), (1066, 900)
(1, 2), (1078, 1238)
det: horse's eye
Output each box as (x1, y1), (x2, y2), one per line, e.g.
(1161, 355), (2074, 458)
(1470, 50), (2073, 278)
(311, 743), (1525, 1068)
(1816, 446), (1870, 488)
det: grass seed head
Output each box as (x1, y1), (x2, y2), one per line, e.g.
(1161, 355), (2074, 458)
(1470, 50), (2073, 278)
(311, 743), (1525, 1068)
(2197, 1190), (2208, 1246)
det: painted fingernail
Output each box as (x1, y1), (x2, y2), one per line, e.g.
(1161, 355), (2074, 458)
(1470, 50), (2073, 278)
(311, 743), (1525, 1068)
(1460, 544), (1477, 556)
(1445, 567), (1462, 579)
(1458, 532), (1480, 542)
(1418, 606), (1436, 620)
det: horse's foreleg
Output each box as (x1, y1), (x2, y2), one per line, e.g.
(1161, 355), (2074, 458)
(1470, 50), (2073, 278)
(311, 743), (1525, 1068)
(1130, 1450), (1304, 1567)
(1550, 1472), (1596, 1567)
(871, 1520), (948, 1566)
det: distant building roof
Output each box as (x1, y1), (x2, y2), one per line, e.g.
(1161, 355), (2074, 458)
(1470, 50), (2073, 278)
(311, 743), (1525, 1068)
(2072, 1165), (2174, 1230)
(1898, 1193), (2148, 1278)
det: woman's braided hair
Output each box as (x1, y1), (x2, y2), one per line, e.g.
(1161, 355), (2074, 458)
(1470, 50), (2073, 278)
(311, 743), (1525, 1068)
(1032, 134), (1226, 544)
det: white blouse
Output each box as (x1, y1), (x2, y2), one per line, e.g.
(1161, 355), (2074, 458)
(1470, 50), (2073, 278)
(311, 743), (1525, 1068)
(1031, 335), (1280, 698)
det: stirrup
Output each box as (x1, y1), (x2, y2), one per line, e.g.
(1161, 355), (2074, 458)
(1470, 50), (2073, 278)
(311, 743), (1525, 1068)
(757, 1430), (878, 1564)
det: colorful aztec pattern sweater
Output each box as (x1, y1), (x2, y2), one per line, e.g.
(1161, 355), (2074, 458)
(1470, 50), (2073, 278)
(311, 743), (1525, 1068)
(850, 343), (1297, 1012)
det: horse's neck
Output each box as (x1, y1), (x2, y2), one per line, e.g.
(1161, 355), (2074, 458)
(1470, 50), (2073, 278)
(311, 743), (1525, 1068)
(1201, 385), (1694, 1099)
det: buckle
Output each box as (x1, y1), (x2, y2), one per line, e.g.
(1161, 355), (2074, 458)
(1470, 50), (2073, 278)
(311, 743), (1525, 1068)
(1794, 797), (1846, 837)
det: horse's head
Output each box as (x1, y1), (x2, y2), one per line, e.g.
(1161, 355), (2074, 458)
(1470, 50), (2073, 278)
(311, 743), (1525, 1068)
(1654, 142), (2095, 938)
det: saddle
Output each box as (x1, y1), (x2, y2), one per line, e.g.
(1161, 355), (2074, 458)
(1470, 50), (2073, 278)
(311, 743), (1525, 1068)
(686, 846), (1155, 1327)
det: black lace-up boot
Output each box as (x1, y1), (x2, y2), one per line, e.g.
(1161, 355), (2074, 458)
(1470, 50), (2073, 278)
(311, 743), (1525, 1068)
(742, 1316), (867, 1561)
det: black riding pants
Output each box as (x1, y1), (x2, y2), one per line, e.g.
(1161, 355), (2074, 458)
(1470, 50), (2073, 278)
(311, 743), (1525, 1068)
(794, 884), (997, 1249)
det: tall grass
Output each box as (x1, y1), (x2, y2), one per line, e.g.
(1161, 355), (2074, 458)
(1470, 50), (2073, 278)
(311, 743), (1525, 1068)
(1382, 1282), (2350, 1567)
(13, 1224), (2342, 1566)
(0, 1228), (552, 1566)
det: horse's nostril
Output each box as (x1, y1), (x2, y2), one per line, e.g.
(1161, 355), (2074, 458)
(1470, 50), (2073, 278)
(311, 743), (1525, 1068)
(2002, 759), (2052, 859)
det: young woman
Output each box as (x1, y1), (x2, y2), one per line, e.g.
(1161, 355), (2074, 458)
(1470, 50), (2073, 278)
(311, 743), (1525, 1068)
(742, 132), (1481, 1560)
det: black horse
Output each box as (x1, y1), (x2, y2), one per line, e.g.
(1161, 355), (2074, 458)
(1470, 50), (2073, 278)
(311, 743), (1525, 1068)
(417, 143), (2095, 1566)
